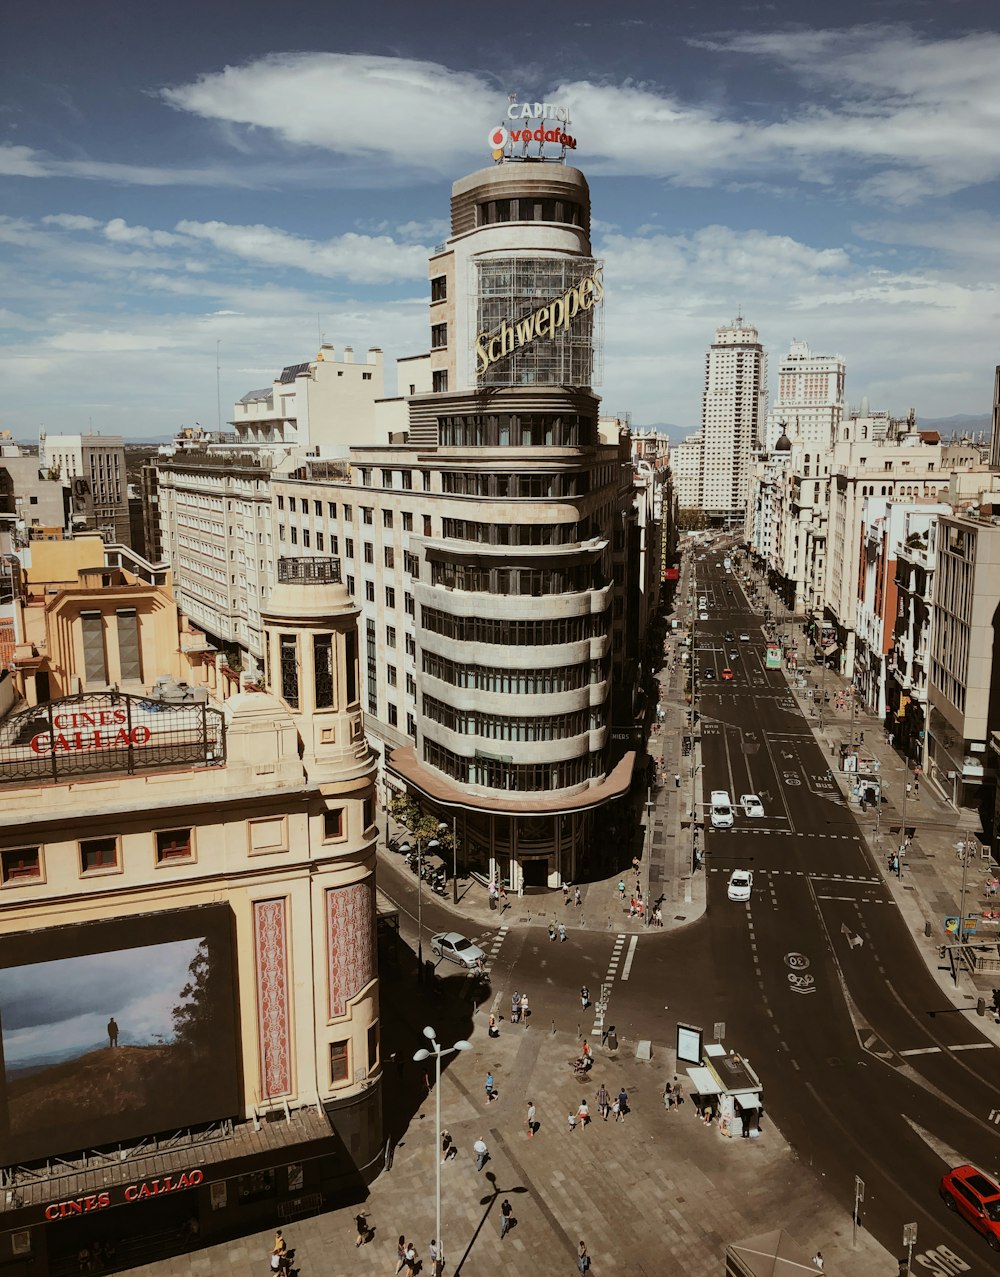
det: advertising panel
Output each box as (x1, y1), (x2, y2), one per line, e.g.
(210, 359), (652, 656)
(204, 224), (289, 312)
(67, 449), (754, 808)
(0, 904), (240, 1165)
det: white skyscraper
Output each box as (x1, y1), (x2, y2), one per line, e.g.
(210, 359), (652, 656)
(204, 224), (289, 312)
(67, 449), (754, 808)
(700, 317), (767, 523)
(765, 339), (845, 450)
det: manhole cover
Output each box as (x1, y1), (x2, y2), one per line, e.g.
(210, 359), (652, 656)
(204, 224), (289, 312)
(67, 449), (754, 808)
(827, 1056), (843, 1067)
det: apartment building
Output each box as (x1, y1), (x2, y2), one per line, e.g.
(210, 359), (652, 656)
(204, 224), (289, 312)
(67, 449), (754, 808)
(0, 549), (381, 1274)
(41, 432), (129, 544)
(700, 317), (767, 524)
(764, 339), (845, 451)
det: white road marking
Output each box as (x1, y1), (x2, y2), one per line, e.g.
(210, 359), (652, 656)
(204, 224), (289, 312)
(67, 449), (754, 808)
(899, 1046), (941, 1056)
(621, 934), (638, 981)
(950, 1042), (994, 1052)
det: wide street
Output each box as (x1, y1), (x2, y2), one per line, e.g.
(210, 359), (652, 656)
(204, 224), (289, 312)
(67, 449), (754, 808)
(381, 548), (1000, 1275)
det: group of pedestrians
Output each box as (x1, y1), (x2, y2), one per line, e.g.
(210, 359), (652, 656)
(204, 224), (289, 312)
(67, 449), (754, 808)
(510, 990), (530, 1023)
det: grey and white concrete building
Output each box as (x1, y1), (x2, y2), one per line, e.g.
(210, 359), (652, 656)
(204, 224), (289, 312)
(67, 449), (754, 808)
(764, 339), (844, 451)
(41, 432), (129, 544)
(268, 148), (635, 887)
(701, 316), (767, 525)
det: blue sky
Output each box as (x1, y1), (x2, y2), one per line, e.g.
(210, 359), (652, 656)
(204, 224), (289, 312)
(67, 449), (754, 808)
(2, 0), (998, 439)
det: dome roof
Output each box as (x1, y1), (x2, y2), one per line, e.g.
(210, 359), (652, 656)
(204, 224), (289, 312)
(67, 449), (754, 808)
(775, 431), (792, 452)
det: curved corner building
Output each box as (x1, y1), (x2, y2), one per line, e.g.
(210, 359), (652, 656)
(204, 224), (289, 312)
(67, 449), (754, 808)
(387, 153), (633, 889)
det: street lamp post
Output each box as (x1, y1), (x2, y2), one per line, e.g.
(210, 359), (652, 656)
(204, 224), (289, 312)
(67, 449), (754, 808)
(413, 1027), (472, 1275)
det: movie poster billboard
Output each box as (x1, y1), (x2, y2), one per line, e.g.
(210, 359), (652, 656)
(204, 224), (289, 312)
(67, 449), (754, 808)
(0, 905), (240, 1165)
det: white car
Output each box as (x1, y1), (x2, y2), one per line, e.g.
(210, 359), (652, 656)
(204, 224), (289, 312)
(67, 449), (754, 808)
(739, 631), (751, 642)
(727, 869), (754, 902)
(710, 790), (734, 828)
(431, 932), (486, 968)
(740, 794), (765, 818)
(699, 612), (709, 621)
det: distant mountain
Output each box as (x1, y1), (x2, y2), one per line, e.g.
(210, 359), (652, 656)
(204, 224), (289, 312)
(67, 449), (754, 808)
(634, 422), (696, 446)
(919, 413), (991, 435)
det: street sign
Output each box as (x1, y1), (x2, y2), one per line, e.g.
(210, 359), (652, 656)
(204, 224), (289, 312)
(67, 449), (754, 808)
(903, 1222), (917, 1247)
(855, 1175), (865, 1202)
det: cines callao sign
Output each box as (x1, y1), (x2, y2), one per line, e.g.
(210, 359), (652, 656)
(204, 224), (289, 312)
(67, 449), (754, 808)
(475, 266), (603, 375)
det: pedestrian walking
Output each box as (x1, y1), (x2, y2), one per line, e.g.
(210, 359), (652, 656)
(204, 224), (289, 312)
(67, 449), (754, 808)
(440, 1129), (454, 1163)
(500, 1199), (513, 1239)
(663, 1078), (673, 1110)
(354, 1212), (369, 1247)
(812, 1252), (824, 1271)
(672, 1076), (684, 1108)
(485, 1071), (495, 1103)
(488, 1013), (499, 1038)
(473, 1136), (489, 1171)
(611, 1097), (620, 1120)
(654, 906), (663, 927)
(562, 883), (570, 905)
(617, 878), (626, 900)
(395, 1236), (407, 1275)
(577, 1099), (591, 1128)
(580, 985), (590, 1009)
(574, 886), (582, 907)
(675, 773), (681, 787)
(521, 992), (530, 1024)
(548, 921), (556, 942)
(526, 1100), (536, 1137)
(617, 1087), (629, 1120)
(403, 1241), (418, 1274)
(577, 1241), (591, 1274)
(567, 1111), (578, 1133)
(429, 1240), (442, 1277)
(558, 922), (567, 942)
(596, 1083), (611, 1120)
(511, 991), (521, 1023)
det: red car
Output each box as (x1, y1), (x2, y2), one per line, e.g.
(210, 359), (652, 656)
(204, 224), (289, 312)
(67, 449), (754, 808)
(721, 667), (734, 681)
(940, 1164), (1000, 1250)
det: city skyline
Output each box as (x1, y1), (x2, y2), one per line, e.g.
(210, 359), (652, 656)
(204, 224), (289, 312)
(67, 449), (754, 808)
(2, 0), (999, 439)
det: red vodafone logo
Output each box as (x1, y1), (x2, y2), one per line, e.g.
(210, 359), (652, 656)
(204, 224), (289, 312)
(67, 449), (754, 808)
(488, 125), (509, 151)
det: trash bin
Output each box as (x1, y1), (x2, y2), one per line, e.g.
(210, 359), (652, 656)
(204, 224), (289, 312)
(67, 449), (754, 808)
(489, 894), (497, 911)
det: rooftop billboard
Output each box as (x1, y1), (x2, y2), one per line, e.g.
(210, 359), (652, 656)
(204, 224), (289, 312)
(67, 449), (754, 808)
(0, 904), (240, 1166)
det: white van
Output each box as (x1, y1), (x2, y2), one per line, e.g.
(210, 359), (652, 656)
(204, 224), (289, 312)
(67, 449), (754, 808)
(710, 790), (734, 828)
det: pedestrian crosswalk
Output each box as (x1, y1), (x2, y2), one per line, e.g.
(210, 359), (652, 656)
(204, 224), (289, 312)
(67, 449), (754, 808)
(591, 933), (628, 1035)
(709, 867), (881, 884)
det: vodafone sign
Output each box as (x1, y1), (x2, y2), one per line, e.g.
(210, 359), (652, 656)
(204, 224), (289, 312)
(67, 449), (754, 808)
(489, 101), (577, 156)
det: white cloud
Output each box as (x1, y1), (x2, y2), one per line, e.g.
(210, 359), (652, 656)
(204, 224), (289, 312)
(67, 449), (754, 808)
(42, 213), (102, 232)
(174, 219), (428, 283)
(103, 218), (187, 248)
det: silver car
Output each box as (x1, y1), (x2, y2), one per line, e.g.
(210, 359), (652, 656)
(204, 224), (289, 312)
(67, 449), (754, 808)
(431, 931), (486, 968)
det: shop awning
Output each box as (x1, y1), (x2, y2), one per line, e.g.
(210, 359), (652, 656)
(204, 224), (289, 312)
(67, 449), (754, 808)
(731, 1090), (761, 1109)
(685, 1066), (722, 1095)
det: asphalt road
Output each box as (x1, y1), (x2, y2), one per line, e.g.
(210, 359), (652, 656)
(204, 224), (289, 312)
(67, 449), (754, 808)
(382, 548), (1000, 1275)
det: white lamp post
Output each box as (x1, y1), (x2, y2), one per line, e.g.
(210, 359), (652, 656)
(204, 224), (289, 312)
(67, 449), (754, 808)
(413, 1027), (472, 1273)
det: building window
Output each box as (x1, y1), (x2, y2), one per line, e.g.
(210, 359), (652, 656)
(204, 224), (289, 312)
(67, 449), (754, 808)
(277, 495), (284, 510)
(289, 497), (297, 512)
(314, 634), (334, 708)
(385, 586), (396, 608)
(80, 610), (107, 684)
(363, 371), (372, 380)
(405, 592), (414, 617)
(80, 836), (119, 874)
(314, 500), (322, 516)
(431, 276), (447, 302)
(116, 608), (142, 682)
(290, 527), (298, 545)
(346, 629), (357, 703)
(346, 538), (354, 558)
(401, 471), (412, 491)
(330, 1040), (350, 1085)
(1, 847), (41, 884)
(386, 625), (397, 647)
(432, 370), (448, 393)
(280, 633), (299, 707)
(387, 664), (397, 687)
(407, 712), (417, 738)
(316, 531), (325, 551)
(403, 512), (413, 532)
(302, 529), (310, 548)
(368, 1022), (379, 1072)
(155, 828), (193, 864)
(344, 504), (352, 520)
(383, 510), (394, 529)
(384, 547), (394, 569)
(363, 795), (375, 829)
(406, 673), (416, 697)
(328, 502), (337, 518)
(431, 323), (447, 350)
(387, 702), (398, 726)
(346, 574), (355, 595)
(363, 542), (374, 564)
(323, 808), (345, 841)
(405, 634), (416, 657)
(362, 507), (374, 525)
(365, 580), (375, 602)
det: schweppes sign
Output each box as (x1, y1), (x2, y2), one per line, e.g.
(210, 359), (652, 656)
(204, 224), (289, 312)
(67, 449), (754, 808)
(476, 265), (603, 375)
